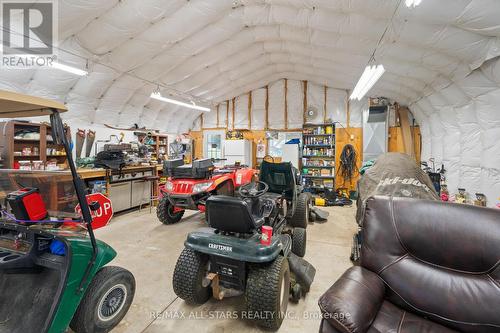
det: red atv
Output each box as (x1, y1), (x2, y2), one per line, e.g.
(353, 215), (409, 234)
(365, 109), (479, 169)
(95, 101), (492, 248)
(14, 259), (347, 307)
(157, 158), (258, 224)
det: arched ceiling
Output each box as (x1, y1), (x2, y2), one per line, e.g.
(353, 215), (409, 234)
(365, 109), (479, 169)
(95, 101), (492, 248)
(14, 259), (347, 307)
(1, 0), (499, 133)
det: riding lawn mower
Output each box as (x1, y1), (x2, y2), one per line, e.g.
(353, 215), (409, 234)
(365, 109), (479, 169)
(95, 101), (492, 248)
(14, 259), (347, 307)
(172, 160), (316, 330)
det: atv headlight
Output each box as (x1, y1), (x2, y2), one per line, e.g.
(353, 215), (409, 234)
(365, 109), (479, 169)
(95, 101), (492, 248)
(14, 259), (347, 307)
(165, 181), (174, 192)
(192, 181), (213, 194)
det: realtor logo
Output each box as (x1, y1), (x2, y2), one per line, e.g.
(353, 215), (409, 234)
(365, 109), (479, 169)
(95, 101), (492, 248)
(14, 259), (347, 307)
(1, 0), (57, 67)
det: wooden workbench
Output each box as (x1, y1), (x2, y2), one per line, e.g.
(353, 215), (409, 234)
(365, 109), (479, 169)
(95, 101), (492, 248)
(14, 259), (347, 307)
(77, 165), (160, 179)
(77, 165), (161, 212)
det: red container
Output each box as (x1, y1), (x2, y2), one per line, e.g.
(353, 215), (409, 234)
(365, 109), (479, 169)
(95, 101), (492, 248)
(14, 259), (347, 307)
(261, 226), (273, 246)
(6, 187), (48, 221)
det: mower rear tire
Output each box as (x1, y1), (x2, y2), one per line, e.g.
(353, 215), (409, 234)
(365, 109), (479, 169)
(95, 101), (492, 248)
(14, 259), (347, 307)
(173, 248), (212, 304)
(245, 255), (290, 330)
(291, 227), (307, 257)
(289, 192), (310, 228)
(70, 266), (135, 333)
(157, 196), (184, 224)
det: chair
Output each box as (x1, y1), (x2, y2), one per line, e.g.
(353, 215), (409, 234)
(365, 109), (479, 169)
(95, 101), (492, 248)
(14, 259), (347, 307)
(318, 196), (500, 333)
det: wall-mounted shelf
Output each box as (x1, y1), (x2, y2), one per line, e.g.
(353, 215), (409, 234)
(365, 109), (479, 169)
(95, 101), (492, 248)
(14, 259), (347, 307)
(303, 165), (334, 169)
(303, 175), (335, 179)
(303, 133), (334, 137)
(302, 155), (335, 158)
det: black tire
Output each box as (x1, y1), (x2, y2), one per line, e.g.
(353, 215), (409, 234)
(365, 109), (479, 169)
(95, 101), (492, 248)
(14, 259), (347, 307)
(245, 256), (290, 330)
(291, 227), (307, 257)
(173, 248), (212, 304)
(157, 196), (184, 224)
(289, 192), (310, 228)
(70, 266), (135, 333)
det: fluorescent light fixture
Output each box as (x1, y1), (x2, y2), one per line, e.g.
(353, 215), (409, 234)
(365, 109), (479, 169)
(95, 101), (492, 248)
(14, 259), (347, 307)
(405, 0), (422, 8)
(349, 65), (385, 101)
(51, 62), (88, 76)
(150, 91), (210, 112)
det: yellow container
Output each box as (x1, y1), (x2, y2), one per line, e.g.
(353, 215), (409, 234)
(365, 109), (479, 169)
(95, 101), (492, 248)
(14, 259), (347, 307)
(315, 197), (326, 206)
(325, 126), (333, 134)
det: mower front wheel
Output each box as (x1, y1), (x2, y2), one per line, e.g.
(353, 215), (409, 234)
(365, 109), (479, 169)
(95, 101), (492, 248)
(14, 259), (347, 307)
(70, 266), (135, 333)
(245, 255), (290, 330)
(289, 192), (310, 228)
(157, 196), (184, 224)
(173, 248), (212, 304)
(291, 227), (307, 257)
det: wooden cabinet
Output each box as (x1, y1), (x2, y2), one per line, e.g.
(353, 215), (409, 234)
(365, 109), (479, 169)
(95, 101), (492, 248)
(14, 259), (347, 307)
(146, 133), (168, 162)
(0, 121), (69, 169)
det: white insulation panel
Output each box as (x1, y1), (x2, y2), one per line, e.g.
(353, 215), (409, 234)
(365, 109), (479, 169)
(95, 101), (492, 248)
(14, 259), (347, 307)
(211, 79), (348, 130)
(0, 0), (498, 205)
(414, 56), (500, 207)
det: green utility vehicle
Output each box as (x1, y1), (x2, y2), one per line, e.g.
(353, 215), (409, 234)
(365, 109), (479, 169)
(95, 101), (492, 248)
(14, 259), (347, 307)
(0, 90), (135, 333)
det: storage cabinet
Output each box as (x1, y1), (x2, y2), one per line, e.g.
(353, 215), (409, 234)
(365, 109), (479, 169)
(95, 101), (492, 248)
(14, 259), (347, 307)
(108, 170), (154, 212)
(108, 181), (132, 212)
(131, 179), (151, 208)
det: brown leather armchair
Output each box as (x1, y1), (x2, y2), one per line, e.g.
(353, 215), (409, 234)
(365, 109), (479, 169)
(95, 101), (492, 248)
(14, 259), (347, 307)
(318, 196), (500, 333)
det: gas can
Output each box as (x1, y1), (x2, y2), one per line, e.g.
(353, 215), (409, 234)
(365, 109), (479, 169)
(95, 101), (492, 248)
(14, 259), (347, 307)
(261, 226), (273, 246)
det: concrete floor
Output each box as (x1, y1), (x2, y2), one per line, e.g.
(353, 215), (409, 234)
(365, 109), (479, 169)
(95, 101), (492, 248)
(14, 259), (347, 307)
(95, 205), (358, 333)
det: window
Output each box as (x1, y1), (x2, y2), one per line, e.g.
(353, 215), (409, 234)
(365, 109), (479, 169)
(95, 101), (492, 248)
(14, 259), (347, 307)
(203, 130), (224, 159)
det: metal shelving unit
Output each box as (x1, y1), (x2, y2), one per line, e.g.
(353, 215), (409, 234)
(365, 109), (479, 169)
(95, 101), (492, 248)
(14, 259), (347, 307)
(301, 123), (336, 192)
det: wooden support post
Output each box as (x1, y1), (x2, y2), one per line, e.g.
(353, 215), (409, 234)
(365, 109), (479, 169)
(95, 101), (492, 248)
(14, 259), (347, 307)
(303, 80), (308, 124)
(231, 97), (235, 130)
(226, 101), (229, 129)
(323, 85), (327, 123)
(248, 91), (252, 129)
(216, 104), (220, 128)
(265, 85), (269, 130)
(346, 90), (350, 129)
(284, 79), (288, 129)
(398, 106), (415, 158)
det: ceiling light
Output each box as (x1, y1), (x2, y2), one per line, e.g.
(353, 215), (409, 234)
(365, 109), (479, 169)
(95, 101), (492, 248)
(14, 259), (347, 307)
(350, 65), (385, 101)
(405, 0), (422, 8)
(51, 61), (88, 76)
(150, 91), (210, 112)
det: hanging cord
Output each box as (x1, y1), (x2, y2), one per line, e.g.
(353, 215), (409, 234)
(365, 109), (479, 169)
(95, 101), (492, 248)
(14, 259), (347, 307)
(338, 144), (358, 183)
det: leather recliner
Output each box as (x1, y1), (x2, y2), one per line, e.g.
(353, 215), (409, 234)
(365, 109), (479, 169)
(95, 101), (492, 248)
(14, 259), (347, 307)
(318, 196), (500, 333)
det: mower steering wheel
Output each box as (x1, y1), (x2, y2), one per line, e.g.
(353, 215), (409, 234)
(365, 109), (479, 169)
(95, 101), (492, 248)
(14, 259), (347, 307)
(238, 181), (269, 198)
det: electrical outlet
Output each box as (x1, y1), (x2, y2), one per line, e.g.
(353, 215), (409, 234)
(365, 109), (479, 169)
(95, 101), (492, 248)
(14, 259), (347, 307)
(350, 134), (355, 140)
